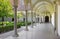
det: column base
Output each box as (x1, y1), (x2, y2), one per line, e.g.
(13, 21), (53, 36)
(31, 26), (33, 28)
(31, 25), (34, 28)
(54, 30), (59, 36)
(13, 34), (19, 37)
(25, 28), (29, 31)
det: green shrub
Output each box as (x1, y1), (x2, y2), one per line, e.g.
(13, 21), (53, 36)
(0, 26), (3, 33)
(0, 22), (31, 33)
(27, 22), (31, 25)
(17, 22), (25, 26)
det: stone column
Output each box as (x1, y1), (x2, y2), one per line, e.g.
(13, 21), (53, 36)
(54, 1), (58, 36)
(50, 14), (51, 23)
(13, 0), (18, 37)
(14, 6), (18, 37)
(24, 0), (29, 31)
(31, 11), (33, 28)
(34, 13), (36, 26)
(25, 10), (28, 31)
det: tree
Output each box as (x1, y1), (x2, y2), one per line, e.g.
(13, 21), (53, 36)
(0, 0), (13, 32)
(0, 0), (13, 25)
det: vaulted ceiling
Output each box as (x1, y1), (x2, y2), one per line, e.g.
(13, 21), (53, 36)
(30, 0), (55, 16)
(25, 0), (60, 16)
(10, 0), (60, 16)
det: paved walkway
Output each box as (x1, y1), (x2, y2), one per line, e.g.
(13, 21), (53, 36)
(0, 23), (57, 39)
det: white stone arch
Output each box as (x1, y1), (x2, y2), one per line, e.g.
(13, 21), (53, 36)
(32, 0), (54, 8)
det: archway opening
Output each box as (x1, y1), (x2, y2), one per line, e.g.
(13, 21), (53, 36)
(45, 16), (49, 23)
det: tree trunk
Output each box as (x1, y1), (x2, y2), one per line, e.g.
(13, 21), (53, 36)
(2, 17), (4, 33)
(2, 17), (4, 25)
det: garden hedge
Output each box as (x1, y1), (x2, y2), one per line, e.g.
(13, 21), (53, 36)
(0, 22), (31, 33)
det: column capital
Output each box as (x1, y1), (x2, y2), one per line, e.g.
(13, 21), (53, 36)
(13, 0), (18, 8)
(54, 0), (58, 5)
(13, 5), (18, 8)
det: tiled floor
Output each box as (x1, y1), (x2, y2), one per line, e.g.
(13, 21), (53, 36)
(0, 23), (57, 39)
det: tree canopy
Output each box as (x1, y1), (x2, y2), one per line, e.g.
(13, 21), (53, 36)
(0, 0), (13, 17)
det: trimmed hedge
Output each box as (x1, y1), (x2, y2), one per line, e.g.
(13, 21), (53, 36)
(0, 24), (20, 33)
(0, 22), (31, 33)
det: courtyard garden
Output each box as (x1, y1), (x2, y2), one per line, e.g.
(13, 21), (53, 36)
(0, 0), (32, 34)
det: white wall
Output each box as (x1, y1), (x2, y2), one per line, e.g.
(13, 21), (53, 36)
(58, 5), (60, 36)
(51, 5), (60, 36)
(51, 13), (55, 27)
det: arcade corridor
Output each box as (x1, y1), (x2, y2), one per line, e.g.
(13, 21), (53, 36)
(1, 0), (60, 39)
(0, 23), (58, 39)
